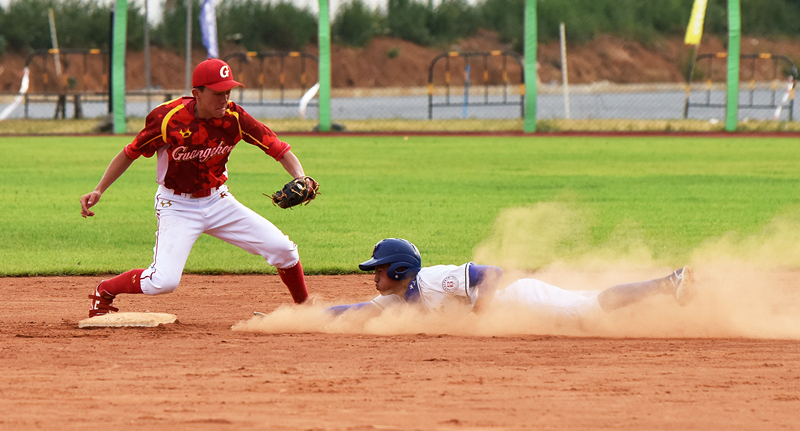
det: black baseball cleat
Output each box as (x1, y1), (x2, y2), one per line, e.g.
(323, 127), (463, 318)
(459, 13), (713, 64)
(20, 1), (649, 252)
(670, 266), (696, 306)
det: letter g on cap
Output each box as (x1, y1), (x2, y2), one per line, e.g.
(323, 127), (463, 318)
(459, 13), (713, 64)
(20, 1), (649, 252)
(220, 65), (230, 78)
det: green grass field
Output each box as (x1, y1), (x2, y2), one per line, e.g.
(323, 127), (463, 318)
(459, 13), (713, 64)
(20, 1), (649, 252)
(2, 134), (799, 276)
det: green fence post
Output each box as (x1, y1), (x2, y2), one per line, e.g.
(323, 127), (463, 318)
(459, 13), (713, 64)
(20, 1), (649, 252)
(524, 0), (537, 133)
(726, 0), (741, 132)
(112, 0), (127, 134)
(317, 0), (332, 132)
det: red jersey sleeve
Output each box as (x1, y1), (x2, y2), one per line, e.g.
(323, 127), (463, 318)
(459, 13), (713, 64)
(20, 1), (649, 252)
(229, 103), (291, 160)
(124, 100), (177, 159)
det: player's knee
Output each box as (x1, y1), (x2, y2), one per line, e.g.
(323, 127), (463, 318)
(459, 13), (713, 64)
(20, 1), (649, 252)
(268, 242), (300, 269)
(142, 273), (181, 295)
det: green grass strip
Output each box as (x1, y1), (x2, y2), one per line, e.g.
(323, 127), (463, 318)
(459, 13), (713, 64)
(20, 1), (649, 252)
(2, 135), (800, 276)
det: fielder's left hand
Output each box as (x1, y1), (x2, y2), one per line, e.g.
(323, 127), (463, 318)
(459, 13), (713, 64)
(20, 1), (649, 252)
(80, 191), (103, 218)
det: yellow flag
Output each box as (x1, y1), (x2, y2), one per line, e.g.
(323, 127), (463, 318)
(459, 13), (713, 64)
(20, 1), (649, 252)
(685, 0), (708, 45)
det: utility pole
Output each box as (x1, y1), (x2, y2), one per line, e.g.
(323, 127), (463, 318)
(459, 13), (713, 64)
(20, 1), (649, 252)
(185, 0), (193, 95)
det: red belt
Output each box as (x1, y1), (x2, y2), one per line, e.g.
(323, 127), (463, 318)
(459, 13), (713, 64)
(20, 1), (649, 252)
(174, 188), (213, 198)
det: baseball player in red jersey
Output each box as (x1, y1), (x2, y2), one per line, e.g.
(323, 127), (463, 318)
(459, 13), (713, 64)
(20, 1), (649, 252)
(80, 58), (313, 317)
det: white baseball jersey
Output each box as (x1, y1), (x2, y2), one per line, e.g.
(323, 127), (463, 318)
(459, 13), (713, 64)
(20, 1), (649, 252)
(370, 263), (602, 319)
(371, 263), (475, 311)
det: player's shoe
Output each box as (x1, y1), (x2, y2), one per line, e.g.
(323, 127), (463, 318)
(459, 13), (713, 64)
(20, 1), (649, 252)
(669, 266), (696, 306)
(88, 281), (119, 317)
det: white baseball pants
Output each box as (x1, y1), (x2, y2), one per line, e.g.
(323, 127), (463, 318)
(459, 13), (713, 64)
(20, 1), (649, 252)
(139, 185), (299, 295)
(494, 278), (602, 319)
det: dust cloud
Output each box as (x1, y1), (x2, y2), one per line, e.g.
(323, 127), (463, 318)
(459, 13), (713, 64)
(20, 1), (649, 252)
(233, 204), (800, 339)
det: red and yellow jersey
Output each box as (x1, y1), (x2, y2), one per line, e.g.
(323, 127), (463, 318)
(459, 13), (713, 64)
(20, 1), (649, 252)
(124, 97), (290, 193)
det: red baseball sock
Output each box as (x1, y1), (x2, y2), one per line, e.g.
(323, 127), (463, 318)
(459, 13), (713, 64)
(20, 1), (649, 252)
(99, 269), (145, 296)
(278, 262), (309, 304)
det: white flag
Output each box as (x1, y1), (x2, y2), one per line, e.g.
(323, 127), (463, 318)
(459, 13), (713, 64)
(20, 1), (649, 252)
(0, 67), (30, 121)
(200, 0), (219, 59)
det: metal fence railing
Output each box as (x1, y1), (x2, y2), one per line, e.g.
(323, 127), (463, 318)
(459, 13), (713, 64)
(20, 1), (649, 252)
(427, 50), (525, 120)
(684, 53), (797, 121)
(223, 51), (319, 113)
(1, 47), (798, 130)
(22, 48), (109, 119)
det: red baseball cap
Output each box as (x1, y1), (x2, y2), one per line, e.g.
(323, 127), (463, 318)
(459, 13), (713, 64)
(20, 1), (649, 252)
(192, 58), (244, 91)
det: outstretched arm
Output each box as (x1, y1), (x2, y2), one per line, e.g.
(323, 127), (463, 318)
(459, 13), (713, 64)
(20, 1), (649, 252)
(278, 150), (305, 179)
(325, 301), (382, 317)
(80, 149), (135, 218)
(325, 294), (407, 317)
(470, 264), (504, 312)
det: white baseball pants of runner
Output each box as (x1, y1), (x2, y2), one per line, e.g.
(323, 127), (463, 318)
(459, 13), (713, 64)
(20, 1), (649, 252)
(139, 185), (299, 295)
(494, 278), (602, 319)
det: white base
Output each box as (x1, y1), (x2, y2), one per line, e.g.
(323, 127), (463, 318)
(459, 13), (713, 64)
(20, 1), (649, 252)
(78, 312), (177, 328)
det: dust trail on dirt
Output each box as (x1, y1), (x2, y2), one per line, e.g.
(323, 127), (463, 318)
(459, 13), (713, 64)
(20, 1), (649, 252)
(233, 204), (800, 339)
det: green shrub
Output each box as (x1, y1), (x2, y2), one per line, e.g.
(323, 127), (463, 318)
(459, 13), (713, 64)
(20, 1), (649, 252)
(151, 0), (203, 53)
(4, 0), (800, 57)
(268, 2), (317, 50)
(387, 0), (433, 46)
(1, 0), (58, 51)
(215, 0), (316, 51)
(741, 0), (800, 35)
(60, 0), (144, 50)
(333, 0), (384, 47)
(429, 0), (481, 44)
(536, 0), (732, 45)
(0, 0), (142, 52)
(479, 0), (524, 50)
(216, 0), (264, 52)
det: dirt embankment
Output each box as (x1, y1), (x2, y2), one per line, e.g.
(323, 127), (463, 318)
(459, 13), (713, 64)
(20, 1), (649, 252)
(1, 31), (799, 93)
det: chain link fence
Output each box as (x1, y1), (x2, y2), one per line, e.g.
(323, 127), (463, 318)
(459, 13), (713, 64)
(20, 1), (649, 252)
(1, 43), (797, 132)
(684, 53), (797, 121)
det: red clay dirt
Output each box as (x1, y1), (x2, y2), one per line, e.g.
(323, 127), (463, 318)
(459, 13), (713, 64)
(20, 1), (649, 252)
(2, 274), (799, 430)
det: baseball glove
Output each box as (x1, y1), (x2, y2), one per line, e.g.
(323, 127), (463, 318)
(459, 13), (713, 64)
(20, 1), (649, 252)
(267, 176), (319, 209)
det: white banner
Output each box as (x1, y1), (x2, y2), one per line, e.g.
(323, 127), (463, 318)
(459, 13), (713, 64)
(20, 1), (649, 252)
(200, 0), (219, 59)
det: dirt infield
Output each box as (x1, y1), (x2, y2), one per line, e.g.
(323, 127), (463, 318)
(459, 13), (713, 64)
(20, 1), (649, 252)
(2, 274), (800, 430)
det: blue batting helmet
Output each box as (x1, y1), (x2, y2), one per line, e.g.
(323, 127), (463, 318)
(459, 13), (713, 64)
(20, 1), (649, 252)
(359, 238), (422, 280)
